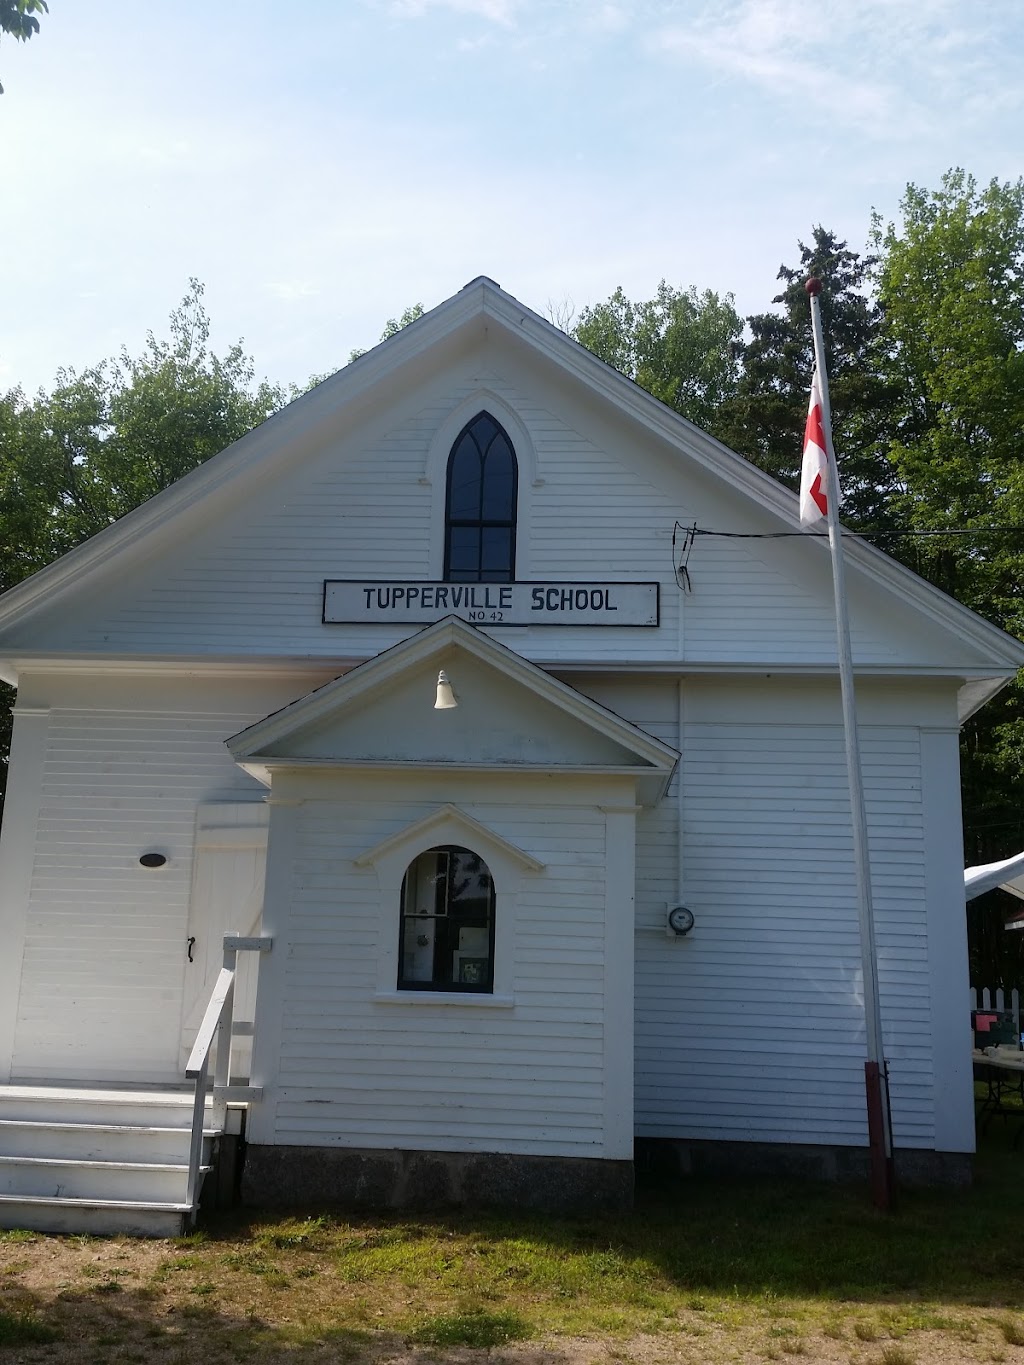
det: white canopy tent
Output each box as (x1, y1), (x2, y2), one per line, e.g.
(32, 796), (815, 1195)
(964, 852), (1024, 929)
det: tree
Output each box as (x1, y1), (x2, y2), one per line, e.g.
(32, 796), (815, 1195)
(572, 282), (743, 438)
(0, 280), (286, 585)
(871, 171), (1024, 614)
(0, 282), (287, 804)
(718, 227), (900, 531)
(872, 171), (1024, 983)
(1, 0), (46, 92)
(349, 303), (425, 363)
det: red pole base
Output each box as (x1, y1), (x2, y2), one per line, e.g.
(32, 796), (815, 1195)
(865, 1060), (895, 1211)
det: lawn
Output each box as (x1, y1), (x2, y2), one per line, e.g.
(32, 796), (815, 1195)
(2, 1120), (1024, 1364)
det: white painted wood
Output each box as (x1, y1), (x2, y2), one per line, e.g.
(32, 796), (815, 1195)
(364, 801), (540, 1001)
(0, 277), (1007, 1178)
(245, 799), (301, 1147)
(1, 339), (1014, 700)
(0, 1120), (214, 1163)
(185, 969), (235, 1078)
(3, 675), (300, 1084)
(0, 281), (1018, 703)
(922, 726), (975, 1153)
(0, 707), (49, 1082)
(180, 804), (268, 1071)
(355, 803), (544, 872)
(634, 685), (938, 1150)
(248, 768), (629, 1159)
(0, 1084), (223, 1236)
(0, 1197), (189, 1238)
(602, 805), (637, 1160)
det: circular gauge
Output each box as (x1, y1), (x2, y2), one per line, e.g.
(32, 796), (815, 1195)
(667, 905), (694, 936)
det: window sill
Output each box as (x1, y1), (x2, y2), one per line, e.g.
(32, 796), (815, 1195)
(373, 990), (515, 1008)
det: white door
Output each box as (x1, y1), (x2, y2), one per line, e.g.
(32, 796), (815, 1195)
(180, 803), (268, 1072)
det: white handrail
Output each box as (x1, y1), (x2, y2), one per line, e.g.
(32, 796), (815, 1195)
(184, 934), (273, 1219)
(186, 967), (235, 1079)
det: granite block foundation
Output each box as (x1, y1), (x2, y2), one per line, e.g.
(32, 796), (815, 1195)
(636, 1138), (972, 1188)
(241, 1145), (635, 1213)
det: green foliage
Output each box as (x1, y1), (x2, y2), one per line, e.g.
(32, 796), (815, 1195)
(408, 1309), (532, 1347)
(0, 281), (285, 808)
(0, 0), (46, 92)
(349, 302), (425, 362)
(0, 1307), (60, 1345)
(573, 281), (743, 438)
(870, 172), (1024, 977)
(0, 280), (285, 592)
(871, 170), (1024, 625)
(718, 227), (900, 530)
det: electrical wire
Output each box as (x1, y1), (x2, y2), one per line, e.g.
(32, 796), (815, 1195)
(692, 526), (1024, 540)
(672, 521), (1024, 593)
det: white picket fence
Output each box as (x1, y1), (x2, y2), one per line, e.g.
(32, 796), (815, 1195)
(970, 985), (1021, 1033)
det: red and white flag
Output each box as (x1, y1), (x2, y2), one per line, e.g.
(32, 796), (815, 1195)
(799, 367), (838, 527)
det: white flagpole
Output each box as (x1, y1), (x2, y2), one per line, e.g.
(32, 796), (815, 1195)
(805, 277), (894, 1209)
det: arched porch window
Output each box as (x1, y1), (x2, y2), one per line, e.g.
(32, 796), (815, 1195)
(398, 845), (495, 992)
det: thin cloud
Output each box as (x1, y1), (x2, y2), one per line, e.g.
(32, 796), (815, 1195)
(266, 282), (321, 303)
(651, 0), (1013, 139)
(383, 0), (520, 25)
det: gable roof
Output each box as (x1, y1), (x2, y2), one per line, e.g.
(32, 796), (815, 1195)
(0, 276), (1021, 702)
(228, 615), (679, 805)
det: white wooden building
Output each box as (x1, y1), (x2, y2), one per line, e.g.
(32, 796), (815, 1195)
(0, 277), (1021, 1234)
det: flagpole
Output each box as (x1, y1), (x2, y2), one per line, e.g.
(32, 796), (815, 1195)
(805, 276), (894, 1210)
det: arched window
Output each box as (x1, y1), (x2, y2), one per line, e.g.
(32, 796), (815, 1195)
(398, 845), (495, 992)
(444, 412), (517, 582)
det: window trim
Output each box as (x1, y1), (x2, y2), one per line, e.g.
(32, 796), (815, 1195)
(424, 391), (537, 582)
(443, 412), (519, 583)
(358, 804), (542, 1006)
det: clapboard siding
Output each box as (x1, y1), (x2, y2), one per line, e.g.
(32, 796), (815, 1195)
(26, 356), (942, 671)
(568, 678), (680, 938)
(258, 796), (613, 1156)
(59, 374), (683, 662)
(11, 703), (271, 1081)
(634, 719), (933, 1148)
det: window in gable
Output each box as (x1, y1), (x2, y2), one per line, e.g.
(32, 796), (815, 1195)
(398, 845), (495, 992)
(444, 412), (517, 582)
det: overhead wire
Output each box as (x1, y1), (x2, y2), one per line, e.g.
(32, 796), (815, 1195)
(672, 521), (1024, 592)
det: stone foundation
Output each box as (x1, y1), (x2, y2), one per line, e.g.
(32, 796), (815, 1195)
(636, 1137), (972, 1188)
(241, 1144), (634, 1213)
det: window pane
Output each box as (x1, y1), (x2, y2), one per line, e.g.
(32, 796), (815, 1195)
(481, 436), (515, 520)
(472, 413), (500, 449)
(448, 439), (482, 520)
(480, 526), (512, 574)
(398, 846), (494, 992)
(444, 412), (518, 583)
(447, 526), (480, 578)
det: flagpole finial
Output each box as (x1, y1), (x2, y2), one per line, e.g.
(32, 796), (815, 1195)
(805, 276), (823, 297)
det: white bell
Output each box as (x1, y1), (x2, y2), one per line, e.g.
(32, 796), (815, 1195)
(434, 669), (458, 710)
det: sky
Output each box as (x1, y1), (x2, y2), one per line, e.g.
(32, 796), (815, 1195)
(1, 0), (1022, 396)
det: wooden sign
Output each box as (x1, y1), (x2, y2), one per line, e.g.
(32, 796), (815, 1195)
(323, 581), (659, 627)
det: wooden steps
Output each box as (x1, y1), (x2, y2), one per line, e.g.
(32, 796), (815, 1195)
(0, 1084), (224, 1236)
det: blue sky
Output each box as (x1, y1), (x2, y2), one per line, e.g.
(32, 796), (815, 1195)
(2, 0), (1022, 396)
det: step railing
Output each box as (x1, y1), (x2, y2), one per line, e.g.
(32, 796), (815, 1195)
(184, 933), (273, 1211)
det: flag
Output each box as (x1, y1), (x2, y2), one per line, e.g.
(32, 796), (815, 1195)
(799, 367), (837, 528)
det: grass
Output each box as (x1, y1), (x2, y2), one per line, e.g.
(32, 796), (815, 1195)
(0, 1306), (61, 1345)
(1, 1118), (1023, 1361)
(408, 1308), (533, 1347)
